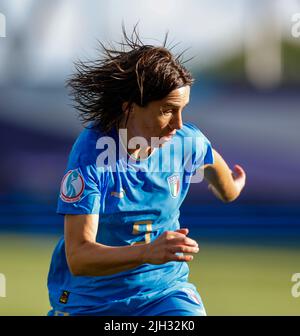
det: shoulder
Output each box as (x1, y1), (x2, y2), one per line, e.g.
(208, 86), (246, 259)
(70, 125), (113, 165)
(175, 122), (214, 164)
(176, 122), (209, 141)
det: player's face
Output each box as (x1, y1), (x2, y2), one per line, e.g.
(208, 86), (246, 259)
(130, 85), (190, 146)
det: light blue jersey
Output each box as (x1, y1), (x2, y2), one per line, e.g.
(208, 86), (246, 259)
(47, 122), (213, 316)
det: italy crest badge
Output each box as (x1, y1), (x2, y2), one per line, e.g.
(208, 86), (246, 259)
(167, 174), (180, 198)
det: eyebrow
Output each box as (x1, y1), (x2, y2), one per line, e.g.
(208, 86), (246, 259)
(163, 101), (189, 108)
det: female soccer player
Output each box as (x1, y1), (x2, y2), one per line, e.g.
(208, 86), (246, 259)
(47, 29), (246, 316)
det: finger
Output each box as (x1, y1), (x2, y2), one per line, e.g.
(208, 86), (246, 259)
(233, 165), (246, 189)
(169, 245), (199, 254)
(165, 230), (188, 240)
(170, 254), (194, 262)
(233, 164), (246, 177)
(170, 237), (198, 247)
(175, 228), (189, 235)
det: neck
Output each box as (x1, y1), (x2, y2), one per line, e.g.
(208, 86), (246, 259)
(117, 120), (153, 160)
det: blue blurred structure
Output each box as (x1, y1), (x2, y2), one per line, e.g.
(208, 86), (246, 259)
(1, 194), (300, 241)
(0, 0), (299, 241)
(0, 83), (299, 240)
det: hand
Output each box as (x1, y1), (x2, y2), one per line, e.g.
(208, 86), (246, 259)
(142, 228), (199, 264)
(231, 164), (246, 195)
(208, 164), (246, 202)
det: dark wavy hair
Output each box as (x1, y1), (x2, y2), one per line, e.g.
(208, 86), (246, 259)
(67, 26), (194, 133)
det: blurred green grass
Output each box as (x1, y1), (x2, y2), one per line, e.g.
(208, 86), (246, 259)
(0, 234), (299, 316)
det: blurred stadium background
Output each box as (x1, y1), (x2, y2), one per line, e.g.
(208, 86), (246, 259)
(0, 0), (299, 315)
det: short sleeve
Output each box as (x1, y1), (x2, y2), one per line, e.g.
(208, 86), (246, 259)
(185, 123), (214, 173)
(57, 147), (102, 215)
(195, 130), (214, 168)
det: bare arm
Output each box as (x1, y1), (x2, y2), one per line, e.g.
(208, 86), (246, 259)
(65, 214), (199, 277)
(202, 149), (246, 202)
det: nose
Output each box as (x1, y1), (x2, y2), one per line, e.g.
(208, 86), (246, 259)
(170, 111), (183, 130)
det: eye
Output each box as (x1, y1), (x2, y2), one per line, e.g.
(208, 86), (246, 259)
(161, 107), (176, 117)
(162, 109), (173, 115)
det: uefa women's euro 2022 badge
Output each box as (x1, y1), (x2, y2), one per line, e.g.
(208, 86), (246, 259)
(167, 174), (180, 198)
(60, 169), (85, 203)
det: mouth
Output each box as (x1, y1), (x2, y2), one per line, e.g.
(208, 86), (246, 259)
(163, 131), (176, 138)
(159, 132), (176, 143)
